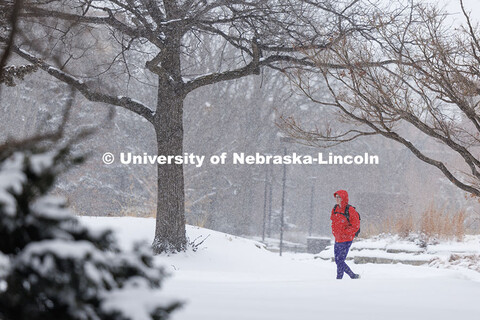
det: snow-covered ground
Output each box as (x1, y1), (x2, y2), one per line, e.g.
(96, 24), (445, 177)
(80, 217), (480, 320)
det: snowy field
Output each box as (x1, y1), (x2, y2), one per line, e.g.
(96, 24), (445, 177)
(80, 217), (480, 320)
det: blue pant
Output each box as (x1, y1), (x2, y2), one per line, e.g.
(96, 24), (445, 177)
(334, 241), (355, 279)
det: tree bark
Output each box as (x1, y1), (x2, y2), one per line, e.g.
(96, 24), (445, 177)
(152, 83), (187, 253)
(152, 33), (187, 253)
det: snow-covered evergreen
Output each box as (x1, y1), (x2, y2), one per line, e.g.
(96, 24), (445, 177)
(0, 143), (180, 320)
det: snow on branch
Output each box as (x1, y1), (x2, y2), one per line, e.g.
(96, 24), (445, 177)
(9, 45), (156, 124)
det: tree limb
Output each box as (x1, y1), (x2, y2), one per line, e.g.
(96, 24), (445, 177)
(7, 41), (156, 123)
(21, 5), (165, 48)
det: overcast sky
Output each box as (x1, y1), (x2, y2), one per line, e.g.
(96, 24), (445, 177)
(437, 0), (480, 22)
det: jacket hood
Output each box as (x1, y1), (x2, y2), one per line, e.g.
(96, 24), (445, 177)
(334, 190), (349, 208)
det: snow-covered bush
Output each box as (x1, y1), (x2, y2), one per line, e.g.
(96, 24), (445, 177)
(0, 144), (181, 320)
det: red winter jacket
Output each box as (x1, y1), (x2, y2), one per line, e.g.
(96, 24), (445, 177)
(331, 190), (360, 243)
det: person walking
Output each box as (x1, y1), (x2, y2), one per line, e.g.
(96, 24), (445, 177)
(331, 190), (361, 279)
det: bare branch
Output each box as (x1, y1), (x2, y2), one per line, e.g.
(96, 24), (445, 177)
(7, 41), (155, 123)
(284, 2), (480, 196)
(21, 4), (165, 48)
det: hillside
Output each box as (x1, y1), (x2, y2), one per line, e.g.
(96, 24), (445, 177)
(80, 217), (480, 320)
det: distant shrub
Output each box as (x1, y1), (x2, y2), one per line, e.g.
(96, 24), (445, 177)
(420, 205), (466, 241)
(363, 203), (468, 241)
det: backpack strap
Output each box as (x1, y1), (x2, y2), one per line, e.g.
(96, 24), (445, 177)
(344, 204), (351, 222)
(333, 204), (351, 223)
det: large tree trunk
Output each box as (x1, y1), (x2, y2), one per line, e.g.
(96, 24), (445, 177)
(151, 38), (187, 253)
(152, 89), (187, 253)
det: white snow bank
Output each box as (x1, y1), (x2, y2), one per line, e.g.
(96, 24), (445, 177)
(353, 249), (433, 261)
(79, 217), (480, 320)
(428, 235), (480, 254)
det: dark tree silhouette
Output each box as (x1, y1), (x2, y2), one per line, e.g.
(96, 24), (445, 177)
(1, 0), (377, 253)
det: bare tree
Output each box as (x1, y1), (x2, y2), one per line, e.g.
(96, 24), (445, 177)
(281, 0), (480, 198)
(0, 0), (383, 253)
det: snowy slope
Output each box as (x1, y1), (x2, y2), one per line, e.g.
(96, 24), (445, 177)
(80, 217), (480, 320)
